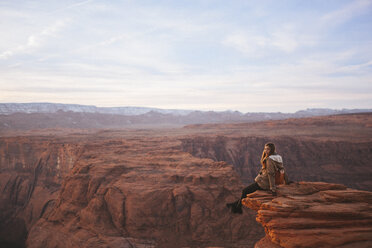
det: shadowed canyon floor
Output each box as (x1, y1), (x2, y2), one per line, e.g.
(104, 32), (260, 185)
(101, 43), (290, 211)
(0, 113), (371, 247)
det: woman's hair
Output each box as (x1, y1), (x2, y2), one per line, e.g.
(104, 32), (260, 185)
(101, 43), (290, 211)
(260, 142), (276, 168)
(265, 143), (276, 156)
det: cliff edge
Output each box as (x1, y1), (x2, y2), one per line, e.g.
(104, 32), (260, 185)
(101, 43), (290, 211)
(242, 182), (372, 248)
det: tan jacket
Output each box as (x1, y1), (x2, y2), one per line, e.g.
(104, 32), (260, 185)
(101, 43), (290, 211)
(255, 154), (284, 192)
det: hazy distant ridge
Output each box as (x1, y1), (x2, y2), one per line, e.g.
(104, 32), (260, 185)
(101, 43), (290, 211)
(1, 103), (370, 117)
(0, 103), (371, 131)
(0, 103), (194, 116)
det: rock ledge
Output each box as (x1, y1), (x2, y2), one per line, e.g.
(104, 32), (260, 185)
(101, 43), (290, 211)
(242, 182), (372, 248)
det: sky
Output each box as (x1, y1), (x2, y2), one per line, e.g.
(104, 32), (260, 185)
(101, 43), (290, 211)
(0, 0), (372, 113)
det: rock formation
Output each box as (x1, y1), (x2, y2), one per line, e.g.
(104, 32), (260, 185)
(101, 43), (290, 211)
(181, 113), (372, 191)
(25, 136), (263, 248)
(181, 136), (372, 191)
(1, 113), (371, 247)
(242, 182), (372, 248)
(0, 137), (82, 247)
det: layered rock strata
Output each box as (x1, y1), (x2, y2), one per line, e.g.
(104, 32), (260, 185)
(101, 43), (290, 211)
(2, 113), (371, 247)
(25, 137), (264, 248)
(181, 136), (372, 191)
(0, 137), (82, 247)
(181, 113), (372, 191)
(242, 182), (372, 248)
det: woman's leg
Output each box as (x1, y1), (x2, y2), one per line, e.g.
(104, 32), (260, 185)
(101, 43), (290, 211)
(227, 182), (261, 214)
(240, 182), (261, 199)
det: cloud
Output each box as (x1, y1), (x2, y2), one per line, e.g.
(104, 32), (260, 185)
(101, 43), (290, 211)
(222, 1), (372, 58)
(271, 29), (298, 52)
(334, 60), (372, 75)
(0, 19), (69, 60)
(222, 28), (300, 56)
(48, 0), (94, 15)
(223, 32), (267, 56)
(3, 85), (115, 94)
(1, 1), (371, 112)
(321, 0), (372, 26)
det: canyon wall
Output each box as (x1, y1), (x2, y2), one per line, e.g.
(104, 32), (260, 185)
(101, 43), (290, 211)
(1, 135), (264, 248)
(1, 114), (371, 247)
(0, 137), (82, 247)
(181, 136), (372, 191)
(26, 137), (265, 247)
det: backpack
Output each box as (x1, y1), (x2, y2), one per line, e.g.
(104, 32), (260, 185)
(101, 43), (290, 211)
(268, 154), (287, 185)
(275, 169), (285, 185)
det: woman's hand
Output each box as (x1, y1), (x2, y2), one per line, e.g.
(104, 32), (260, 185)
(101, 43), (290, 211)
(260, 150), (268, 168)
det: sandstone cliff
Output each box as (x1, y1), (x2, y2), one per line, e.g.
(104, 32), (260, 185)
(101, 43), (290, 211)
(242, 182), (372, 248)
(25, 136), (263, 248)
(0, 137), (82, 247)
(1, 113), (371, 247)
(181, 136), (372, 191)
(181, 114), (372, 192)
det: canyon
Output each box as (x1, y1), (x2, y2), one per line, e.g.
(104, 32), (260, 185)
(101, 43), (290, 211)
(0, 113), (371, 247)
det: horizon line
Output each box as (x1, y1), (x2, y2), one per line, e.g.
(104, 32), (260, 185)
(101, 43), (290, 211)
(1, 102), (371, 115)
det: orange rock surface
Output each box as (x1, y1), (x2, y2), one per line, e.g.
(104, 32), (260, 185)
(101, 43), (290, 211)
(0, 136), (82, 247)
(242, 182), (372, 248)
(24, 136), (263, 248)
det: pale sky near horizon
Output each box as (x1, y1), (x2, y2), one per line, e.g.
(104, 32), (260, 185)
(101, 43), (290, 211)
(1, 0), (372, 113)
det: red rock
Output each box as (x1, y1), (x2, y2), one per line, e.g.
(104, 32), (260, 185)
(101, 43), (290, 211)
(1, 113), (372, 247)
(24, 136), (263, 248)
(0, 137), (81, 247)
(242, 182), (372, 248)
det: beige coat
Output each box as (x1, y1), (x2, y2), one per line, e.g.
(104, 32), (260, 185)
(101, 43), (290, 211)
(255, 154), (284, 192)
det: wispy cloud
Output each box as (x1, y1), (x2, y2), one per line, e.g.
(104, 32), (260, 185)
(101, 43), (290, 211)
(222, 27), (301, 57)
(0, 1), (371, 112)
(48, 0), (94, 15)
(0, 19), (70, 60)
(321, 0), (372, 26)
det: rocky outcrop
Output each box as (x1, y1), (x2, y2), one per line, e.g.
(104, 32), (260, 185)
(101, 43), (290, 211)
(242, 182), (372, 248)
(25, 137), (264, 248)
(0, 137), (82, 247)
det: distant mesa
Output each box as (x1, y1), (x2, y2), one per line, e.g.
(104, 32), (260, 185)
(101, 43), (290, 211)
(0, 102), (371, 117)
(0, 102), (195, 116)
(0, 102), (371, 130)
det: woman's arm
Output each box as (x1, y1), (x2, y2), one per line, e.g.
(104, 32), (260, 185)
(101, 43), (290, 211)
(266, 158), (276, 193)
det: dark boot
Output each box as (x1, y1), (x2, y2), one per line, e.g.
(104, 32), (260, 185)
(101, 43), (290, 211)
(226, 202), (235, 209)
(226, 200), (243, 214)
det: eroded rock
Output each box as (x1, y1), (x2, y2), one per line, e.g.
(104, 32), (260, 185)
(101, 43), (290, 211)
(26, 137), (264, 248)
(242, 182), (372, 248)
(0, 137), (82, 247)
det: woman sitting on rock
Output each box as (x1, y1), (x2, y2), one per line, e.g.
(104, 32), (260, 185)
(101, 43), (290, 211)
(226, 142), (287, 214)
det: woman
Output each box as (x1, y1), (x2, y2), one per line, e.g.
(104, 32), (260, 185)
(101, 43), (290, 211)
(226, 142), (287, 214)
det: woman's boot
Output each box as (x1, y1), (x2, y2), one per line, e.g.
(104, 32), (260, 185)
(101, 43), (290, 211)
(226, 200), (243, 214)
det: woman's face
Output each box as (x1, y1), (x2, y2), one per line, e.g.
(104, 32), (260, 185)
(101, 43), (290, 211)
(264, 145), (271, 155)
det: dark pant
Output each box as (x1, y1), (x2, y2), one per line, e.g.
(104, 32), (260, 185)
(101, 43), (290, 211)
(227, 182), (262, 213)
(240, 182), (261, 199)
